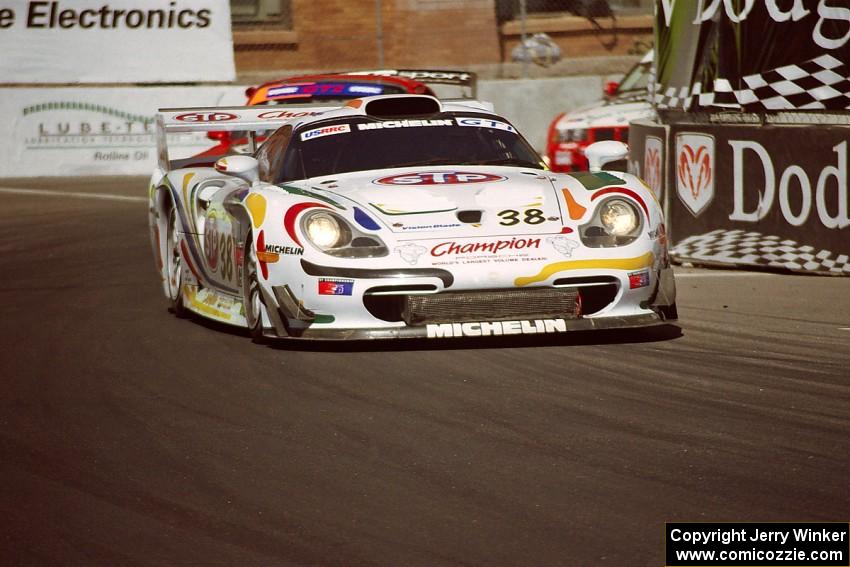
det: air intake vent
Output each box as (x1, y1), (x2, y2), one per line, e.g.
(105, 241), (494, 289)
(365, 96), (441, 118)
(456, 210), (482, 223)
(403, 288), (580, 325)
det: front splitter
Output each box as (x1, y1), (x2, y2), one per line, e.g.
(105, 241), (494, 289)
(263, 312), (665, 341)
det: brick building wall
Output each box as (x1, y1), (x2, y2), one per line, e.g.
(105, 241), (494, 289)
(234, 0), (502, 74)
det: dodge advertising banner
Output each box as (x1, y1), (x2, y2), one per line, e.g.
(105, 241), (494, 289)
(654, 0), (850, 112)
(0, 0), (234, 83)
(632, 121), (850, 275)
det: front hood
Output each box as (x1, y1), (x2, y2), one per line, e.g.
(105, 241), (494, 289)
(308, 166), (564, 236)
(555, 100), (652, 130)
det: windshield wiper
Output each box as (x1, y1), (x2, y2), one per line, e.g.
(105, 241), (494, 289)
(390, 158), (458, 168)
(462, 157), (543, 168)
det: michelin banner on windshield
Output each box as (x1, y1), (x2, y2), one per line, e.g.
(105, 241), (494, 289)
(0, 0), (235, 83)
(654, 0), (850, 112)
(629, 120), (850, 275)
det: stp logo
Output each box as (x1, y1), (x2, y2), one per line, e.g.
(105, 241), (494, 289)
(375, 171), (505, 185)
(175, 112), (238, 123)
(676, 133), (715, 217)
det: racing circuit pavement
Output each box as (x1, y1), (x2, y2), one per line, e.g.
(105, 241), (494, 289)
(1, 177), (849, 566)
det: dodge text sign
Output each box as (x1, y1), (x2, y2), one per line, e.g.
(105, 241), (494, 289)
(0, 0), (234, 83)
(673, 123), (850, 274)
(629, 121), (850, 275)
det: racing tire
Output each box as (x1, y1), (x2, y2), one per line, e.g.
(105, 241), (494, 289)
(165, 205), (188, 318)
(242, 233), (268, 344)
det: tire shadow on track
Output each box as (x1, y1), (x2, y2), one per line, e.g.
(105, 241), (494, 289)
(181, 310), (683, 352)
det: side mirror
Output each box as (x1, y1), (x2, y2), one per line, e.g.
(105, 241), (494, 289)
(585, 141), (629, 173)
(215, 155), (259, 185)
(604, 81), (619, 97)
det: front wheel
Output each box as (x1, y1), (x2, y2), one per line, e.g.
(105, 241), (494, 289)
(165, 205), (187, 318)
(242, 234), (267, 343)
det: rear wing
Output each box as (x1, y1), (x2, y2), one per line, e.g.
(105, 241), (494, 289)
(344, 69), (477, 98)
(155, 103), (337, 170)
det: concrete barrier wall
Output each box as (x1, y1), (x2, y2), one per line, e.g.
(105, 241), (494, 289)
(480, 75), (605, 152)
(0, 77), (606, 177)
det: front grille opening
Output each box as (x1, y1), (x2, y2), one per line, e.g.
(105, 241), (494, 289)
(364, 287), (581, 324)
(553, 276), (619, 315)
(363, 295), (406, 322)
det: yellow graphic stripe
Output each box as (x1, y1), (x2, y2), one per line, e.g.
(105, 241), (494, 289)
(246, 193), (267, 228)
(514, 252), (654, 286)
(185, 287), (233, 321)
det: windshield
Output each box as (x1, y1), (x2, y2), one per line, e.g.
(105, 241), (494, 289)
(273, 114), (543, 182)
(616, 61), (651, 94)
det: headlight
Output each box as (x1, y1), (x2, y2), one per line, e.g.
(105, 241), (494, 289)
(580, 197), (643, 248)
(305, 211), (349, 249)
(300, 210), (388, 258)
(600, 199), (638, 236)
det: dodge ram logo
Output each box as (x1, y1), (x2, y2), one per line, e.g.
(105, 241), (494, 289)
(374, 171), (505, 185)
(676, 133), (715, 217)
(175, 112), (238, 123)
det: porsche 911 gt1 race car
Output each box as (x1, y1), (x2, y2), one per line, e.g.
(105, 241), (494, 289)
(149, 94), (676, 342)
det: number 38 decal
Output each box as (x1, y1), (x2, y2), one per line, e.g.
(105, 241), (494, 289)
(497, 208), (546, 226)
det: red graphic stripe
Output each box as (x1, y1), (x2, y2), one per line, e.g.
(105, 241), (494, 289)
(257, 230), (268, 280)
(590, 187), (649, 217)
(283, 202), (331, 247)
(180, 240), (203, 282)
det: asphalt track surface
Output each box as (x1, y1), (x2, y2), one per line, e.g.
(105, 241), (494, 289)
(1, 177), (848, 567)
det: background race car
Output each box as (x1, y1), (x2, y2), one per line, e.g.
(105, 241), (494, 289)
(546, 50), (653, 172)
(202, 69), (477, 156)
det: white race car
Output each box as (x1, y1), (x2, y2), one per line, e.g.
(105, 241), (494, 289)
(149, 94), (676, 342)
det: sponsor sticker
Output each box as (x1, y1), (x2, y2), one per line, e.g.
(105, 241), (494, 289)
(431, 237), (541, 257)
(318, 279), (354, 296)
(548, 236), (579, 257)
(375, 171), (505, 185)
(394, 243), (428, 265)
(347, 85), (384, 95)
(257, 109), (325, 120)
(455, 117), (516, 133)
(267, 83), (388, 99)
(426, 319), (569, 338)
(265, 244), (304, 256)
(300, 124), (351, 141)
(628, 270), (650, 289)
(267, 86), (301, 97)
(676, 133), (715, 217)
(356, 119), (453, 131)
(175, 112), (237, 123)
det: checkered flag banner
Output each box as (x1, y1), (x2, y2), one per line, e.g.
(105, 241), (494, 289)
(671, 229), (850, 275)
(655, 54), (850, 112)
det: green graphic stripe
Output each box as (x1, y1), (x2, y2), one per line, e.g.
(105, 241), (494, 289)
(23, 102), (153, 124)
(276, 185), (346, 210)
